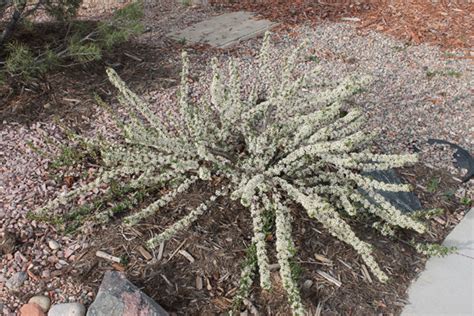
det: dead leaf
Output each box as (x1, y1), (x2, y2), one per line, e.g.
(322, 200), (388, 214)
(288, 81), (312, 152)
(64, 176), (75, 188)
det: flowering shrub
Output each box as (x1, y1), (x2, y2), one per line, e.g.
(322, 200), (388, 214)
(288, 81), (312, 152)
(37, 33), (430, 315)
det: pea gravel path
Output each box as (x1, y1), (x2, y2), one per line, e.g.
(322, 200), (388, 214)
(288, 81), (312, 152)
(1, 20), (473, 315)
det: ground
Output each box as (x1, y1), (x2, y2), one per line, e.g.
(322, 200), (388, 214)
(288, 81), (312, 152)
(0, 1), (473, 315)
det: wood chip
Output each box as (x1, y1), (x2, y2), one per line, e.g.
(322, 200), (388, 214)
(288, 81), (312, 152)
(178, 250), (195, 263)
(206, 277), (212, 290)
(112, 262), (126, 272)
(167, 239), (186, 262)
(268, 263), (280, 271)
(226, 287), (238, 297)
(75, 251), (87, 262)
(137, 245), (152, 260)
(124, 52), (143, 62)
(212, 297), (232, 310)
(361, 264), (373, 283)
(63, 98), (81, 103)
(157, 242), (165, 261)
(27, 269), (40, 282)
(243, 298), (260, 316)
(161, 274), (173, 287)
(433, 216), (447, 225)
(315, 302), (323, 316)
(316, 270), (342, 287)
(196, 275), (203, 290)
(341, 17), (361, 22)
(337, 258), (352, 270)
(314, 254), (333, 265)
(96, 250), (121, 263)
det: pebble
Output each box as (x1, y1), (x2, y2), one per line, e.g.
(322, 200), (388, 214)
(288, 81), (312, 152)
(64, 248), (75, 259)
(48, 303), (86, 316)
(6, 271), (27, 290)
(48, 240), (60, 251)
(19, 303), (45, 316)
(0, 231), (16, 254)
(303, 279), (314, 289)
(41, 270), (51, 279)
(28, 295), (51, 312)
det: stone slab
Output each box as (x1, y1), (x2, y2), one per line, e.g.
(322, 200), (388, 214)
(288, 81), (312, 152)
(167, 11), (278, 48)
(402, 209), (474, 316)
(361, 169), (422, 213)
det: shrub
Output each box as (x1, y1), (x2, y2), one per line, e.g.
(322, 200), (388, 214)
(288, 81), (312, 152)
(37, 33), (435, 315)
(1, 1), (143, 82)
(0, 0), (82, 46)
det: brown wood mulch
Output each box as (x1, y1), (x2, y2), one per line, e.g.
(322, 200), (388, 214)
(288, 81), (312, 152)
(70, 164), (470, 315)
(212, 0), (473, 52)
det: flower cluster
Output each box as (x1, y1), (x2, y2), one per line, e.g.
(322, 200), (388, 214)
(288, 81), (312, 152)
(37, 32), (429, 315)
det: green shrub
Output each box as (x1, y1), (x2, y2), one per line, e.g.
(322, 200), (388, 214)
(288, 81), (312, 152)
(1, 1), (143, 82)
(37, 33), (439, 315)
(1, 0), (82, 45)
(5, 41), (44, 79)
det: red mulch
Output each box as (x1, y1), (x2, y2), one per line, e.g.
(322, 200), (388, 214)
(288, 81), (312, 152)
(211, 0), (473, 52)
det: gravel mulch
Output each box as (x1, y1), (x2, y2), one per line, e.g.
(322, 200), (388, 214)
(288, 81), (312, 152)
(1, 3), (473, 315)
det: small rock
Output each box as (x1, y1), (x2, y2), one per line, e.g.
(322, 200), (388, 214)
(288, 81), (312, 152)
(41, 270), (51, 279)
(6, 271), (27, 290)
(48, 303), (86, 316)
(14, 251), (27, 263)
(0, 231), (17, 254)
(20, 303), (45, 316)
(303, 279), (313, 289)
(64, 248), (75, 259)
(28, 295), (51, 312)
(87, 271), (168, 316)
(48, 240), (60, 251)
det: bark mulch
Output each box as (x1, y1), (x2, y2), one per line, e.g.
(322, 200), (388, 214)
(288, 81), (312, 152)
(212, 0), (473, 52)
(70, 164), (469, 315)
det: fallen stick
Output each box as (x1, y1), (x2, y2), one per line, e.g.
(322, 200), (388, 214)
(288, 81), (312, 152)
(96, 250), (121, 263)
(317, 270), (342, 287)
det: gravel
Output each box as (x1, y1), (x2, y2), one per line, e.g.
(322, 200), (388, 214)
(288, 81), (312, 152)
(1, 6), (473, 315)
(290, 23), (473, 184)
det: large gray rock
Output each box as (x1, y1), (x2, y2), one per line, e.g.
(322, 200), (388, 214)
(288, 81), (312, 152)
(86, 271), (168, 316)
(362, 169), (422, 213)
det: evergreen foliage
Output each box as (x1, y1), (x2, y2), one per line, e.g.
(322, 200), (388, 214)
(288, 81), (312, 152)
(1, 1), (143, 82)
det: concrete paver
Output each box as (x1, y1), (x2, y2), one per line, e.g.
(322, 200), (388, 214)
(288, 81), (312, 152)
(402, 209), (474, 316)
(167, 11), (277, 48)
